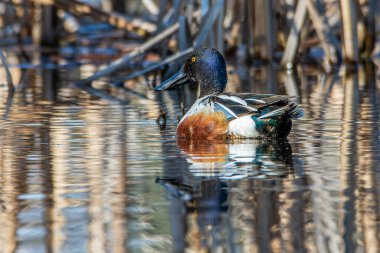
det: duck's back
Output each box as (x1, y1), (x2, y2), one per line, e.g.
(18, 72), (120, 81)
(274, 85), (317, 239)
(176, 93), (303, 140)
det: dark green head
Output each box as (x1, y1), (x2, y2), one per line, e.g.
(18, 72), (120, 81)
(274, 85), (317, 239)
(155, 48), (227, 97)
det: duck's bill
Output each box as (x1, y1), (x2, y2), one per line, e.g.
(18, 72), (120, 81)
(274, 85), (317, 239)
(155, 67), (192, 91)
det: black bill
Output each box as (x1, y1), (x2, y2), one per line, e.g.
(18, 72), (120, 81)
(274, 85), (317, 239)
(155, 67), (192, 91)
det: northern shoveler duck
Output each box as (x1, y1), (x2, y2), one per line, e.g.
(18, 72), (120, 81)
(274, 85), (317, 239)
(155, 48), (304, 140)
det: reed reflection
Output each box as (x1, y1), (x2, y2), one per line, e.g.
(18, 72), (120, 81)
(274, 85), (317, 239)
(355, 64), (380, 253)
(1, 58), (380, 252)
(340, 68), (359, 252)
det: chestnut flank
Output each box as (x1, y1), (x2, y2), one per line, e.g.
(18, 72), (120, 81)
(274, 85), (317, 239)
(176, 111), (228, 140)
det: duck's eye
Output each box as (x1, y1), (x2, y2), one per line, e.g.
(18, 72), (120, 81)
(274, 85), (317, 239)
(191, 56), (196, 63)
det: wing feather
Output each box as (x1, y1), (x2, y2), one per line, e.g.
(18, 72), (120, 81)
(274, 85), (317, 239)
(214, 102), (238, 119)
(216, 94), (247, 106)
(210, 93), (302, 122)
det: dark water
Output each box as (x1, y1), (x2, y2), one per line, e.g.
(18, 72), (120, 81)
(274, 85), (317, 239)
(0, 61), (380, 253)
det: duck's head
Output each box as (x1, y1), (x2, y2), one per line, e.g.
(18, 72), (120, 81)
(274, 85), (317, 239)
(155, 48), (227, 97)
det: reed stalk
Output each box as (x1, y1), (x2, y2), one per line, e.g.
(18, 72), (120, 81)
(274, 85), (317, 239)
(340, 0), (359, 64)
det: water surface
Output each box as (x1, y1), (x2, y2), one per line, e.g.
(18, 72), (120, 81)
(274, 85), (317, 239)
(0, 62), (379, 253)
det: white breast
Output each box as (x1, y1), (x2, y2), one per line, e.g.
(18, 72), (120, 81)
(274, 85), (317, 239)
(179, 96), (212, 124)
(228, 115), (259, 138)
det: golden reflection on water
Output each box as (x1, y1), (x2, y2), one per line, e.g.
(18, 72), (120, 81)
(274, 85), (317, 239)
(0, 61), (379, 252)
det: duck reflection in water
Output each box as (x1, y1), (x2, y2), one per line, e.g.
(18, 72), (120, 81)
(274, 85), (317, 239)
(157, 140), (293, 252)
(177, 139), (293, 179)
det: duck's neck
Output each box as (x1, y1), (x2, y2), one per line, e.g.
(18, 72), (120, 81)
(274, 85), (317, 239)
(199, 79), (226, 97)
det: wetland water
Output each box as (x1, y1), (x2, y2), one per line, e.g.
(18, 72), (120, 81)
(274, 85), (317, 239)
(0, 61), (379, 253)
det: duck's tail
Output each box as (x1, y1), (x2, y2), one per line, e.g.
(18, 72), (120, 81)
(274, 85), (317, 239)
(258, 102), (304, 120)
(288, 102), (304, 119)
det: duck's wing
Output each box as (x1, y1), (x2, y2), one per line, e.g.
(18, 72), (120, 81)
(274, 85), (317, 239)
(212, 93), (303, 120)
(212, 94), (258, 120)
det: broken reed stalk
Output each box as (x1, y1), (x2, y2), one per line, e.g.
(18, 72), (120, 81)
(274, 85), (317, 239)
(0, 50), (15, 92)
(340, 0), (359, 64)
(0, 50), (15, 120)
(40, 4), (59, 47)
(363, 0), (377, 57)
(306, 0), (338, 70)
(76, 22), (180, 86)
(178, 16), (193, 51)
(121, 47), (193, 82)
(2, 86), (15, 120)
(194, 0), (224, 47)
(142, 0), (159, 15)
(215, 0), (224, 53)
(281, 0), (307, 68)
(253, 0), (275, 61)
